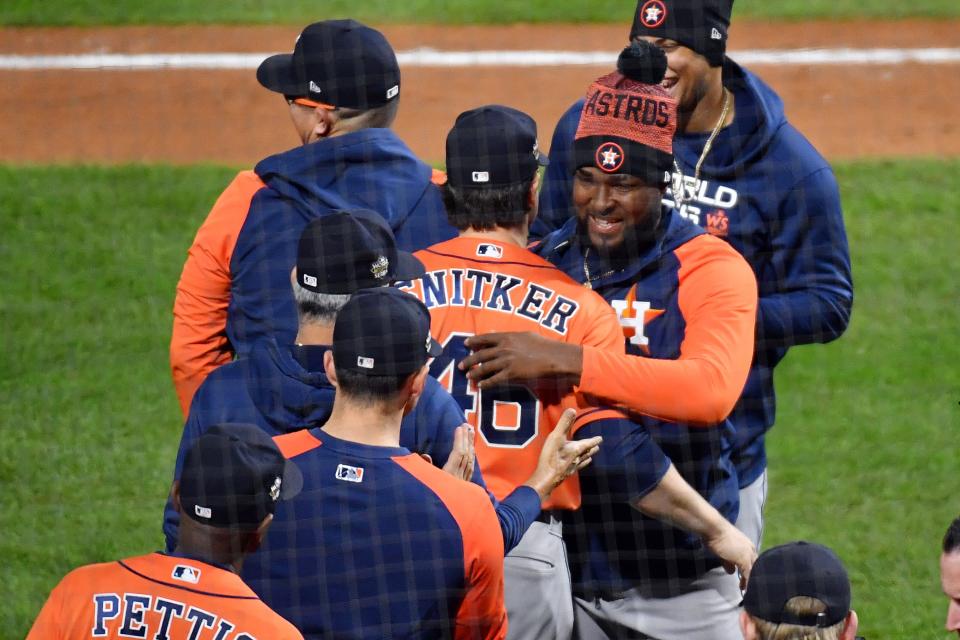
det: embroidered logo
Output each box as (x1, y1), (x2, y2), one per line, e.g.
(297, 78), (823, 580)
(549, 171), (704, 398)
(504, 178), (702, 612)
(476, 243), (504, 259)
(640, 0), (667, 27)
(371, 256), (390, 279)
(357, 356), (375, 369)
(172, 565), (201, 584)
(471, 171), (490, 183)
(386, 85), (399, 99)
(595, 142), (625, 173)
(303, 273), (318, 288)
(711, 27), (723, 40)
(705, 209), (730, 237)
(309, 80), (322, 95)
(269, 476), (282, 501)
(194, 505), (212, 519)
(336, 464), (364, 483)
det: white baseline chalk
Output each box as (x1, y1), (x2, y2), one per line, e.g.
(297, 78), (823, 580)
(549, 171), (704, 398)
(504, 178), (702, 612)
(0, 47), (959, 70)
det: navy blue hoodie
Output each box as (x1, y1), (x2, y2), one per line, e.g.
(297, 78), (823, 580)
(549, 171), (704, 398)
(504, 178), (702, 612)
(535, 59), (853, 487)
(227, 128), (458, 360)
(163, 341), (541, 553)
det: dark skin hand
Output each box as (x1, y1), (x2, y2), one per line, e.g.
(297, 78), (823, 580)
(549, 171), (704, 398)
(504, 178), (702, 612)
(460, 332), (584, 390)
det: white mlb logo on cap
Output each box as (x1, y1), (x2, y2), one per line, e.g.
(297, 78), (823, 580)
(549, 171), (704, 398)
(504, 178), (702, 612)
(472, 171), (490, 183)
(194, 505), (212, 519)
(386, 85), (399, 99)
(303, 273), (318, 287)
(357, 356), (375, 369)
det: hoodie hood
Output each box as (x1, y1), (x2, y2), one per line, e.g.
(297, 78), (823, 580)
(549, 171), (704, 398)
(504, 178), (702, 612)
(674, 59), (786, 178)
(246, 342), (336, 433)
(254, 128), (436, 232)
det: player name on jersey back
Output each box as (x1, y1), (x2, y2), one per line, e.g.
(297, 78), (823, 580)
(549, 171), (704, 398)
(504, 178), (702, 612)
(90, 592), (259, 639)
(401, 267), (581, 336)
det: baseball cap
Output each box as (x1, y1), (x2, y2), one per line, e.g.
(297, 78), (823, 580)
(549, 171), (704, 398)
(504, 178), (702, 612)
(332, 287), (442, 378)
(179, 423), (303, 530)
(742, 541), (852, 628)
(296, 210), (425, 295)
(257, 20), (401, 109)
(445, 105), (549, 188)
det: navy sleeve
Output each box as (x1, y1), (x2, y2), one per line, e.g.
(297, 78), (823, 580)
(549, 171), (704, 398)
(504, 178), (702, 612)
(494, 486), (542, 554)
(531, 100), (583, 240)
(575, 418), (671, 502)
(162, 401), (206, 552)
(757, 167), (853, 349)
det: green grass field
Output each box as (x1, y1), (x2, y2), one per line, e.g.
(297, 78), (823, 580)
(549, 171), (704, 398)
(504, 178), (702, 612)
(2, 0), (959, 25)
(1, 160), (958, 637)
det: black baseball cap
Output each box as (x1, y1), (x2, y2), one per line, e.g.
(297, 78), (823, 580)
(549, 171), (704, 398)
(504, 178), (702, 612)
(179, 423), (303, 530)
(333, 287), (442, 378)
(296, 210), (425, 295)
(257, 19), (401, 109)
(445, 105), (549, 188)
(742, 541), (852, 627)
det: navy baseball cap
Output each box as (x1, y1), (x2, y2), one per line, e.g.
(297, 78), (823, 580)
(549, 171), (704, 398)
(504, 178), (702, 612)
(742, 541), (852, 627)
(257, 20), (401, 109)
(179, 423), (303, 530)
(445, 105), (549, 188)
(296, 210), (425, 295)
(333, 288), (442, 377)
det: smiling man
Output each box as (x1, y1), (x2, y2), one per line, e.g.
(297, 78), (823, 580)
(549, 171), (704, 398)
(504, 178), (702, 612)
(461, 42), (757, 639)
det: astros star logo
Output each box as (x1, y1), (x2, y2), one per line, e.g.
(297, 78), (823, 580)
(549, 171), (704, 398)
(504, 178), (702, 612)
(595, 142), (625, 173)
(640, 0), (668, 28)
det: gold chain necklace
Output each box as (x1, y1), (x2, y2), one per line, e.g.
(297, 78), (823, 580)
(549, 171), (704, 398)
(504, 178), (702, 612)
(582, 247), (620, 289)
(671, 88), (731, 209)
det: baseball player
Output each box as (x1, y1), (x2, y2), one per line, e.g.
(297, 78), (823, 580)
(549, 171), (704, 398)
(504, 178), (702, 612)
(402, 102), (755, 639)
(459, 43), (757, 639)
(241, 288), (594, 638)
(534, 0), (854, 549)
(170, 19), (457, 415)
(27, 423), (304, 639)
(165, 210), (595, 555)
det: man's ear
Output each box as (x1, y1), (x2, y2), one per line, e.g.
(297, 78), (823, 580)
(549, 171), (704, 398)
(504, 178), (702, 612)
(244, 513), (274, 554)
(324, 349), (338, 387)
(314, 107), (337, 139)
(739, 610), (756, 640)
(171, 480), (182, 514)
(526, 172), (541, 229)
(839, 610), (859, 640)
(402, 365), (430, 416)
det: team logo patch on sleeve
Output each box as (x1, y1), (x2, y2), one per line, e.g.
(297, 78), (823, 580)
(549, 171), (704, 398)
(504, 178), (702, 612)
(476, 243), (504, 259)
(596, 142), (625, 173)
(640, 0), (667, 27)
(172, 565), (202, 584)
(336, 464), (364, 483)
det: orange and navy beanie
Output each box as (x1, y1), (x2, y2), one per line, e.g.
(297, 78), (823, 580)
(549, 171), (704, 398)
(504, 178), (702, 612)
(629, 0), (733, 67)
(571, 41), (677, 186)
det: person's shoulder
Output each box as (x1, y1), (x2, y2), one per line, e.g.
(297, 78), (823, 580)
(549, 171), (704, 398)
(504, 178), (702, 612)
(394, 454), (492, 507)
(674, 233), (755, 284)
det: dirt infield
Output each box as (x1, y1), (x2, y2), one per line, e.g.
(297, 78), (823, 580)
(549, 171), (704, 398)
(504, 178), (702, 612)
(2, 20), (959, 164)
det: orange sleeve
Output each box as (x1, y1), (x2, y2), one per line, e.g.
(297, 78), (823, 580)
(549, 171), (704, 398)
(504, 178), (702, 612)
(170, 170), (265, 416)
(25, 576), (66, 640)
(578, 236), (757, 426)
(393, 456), (507, 640)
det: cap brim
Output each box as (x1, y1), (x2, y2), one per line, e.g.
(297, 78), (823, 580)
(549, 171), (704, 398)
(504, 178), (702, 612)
(279, 458), (304, 500)
(256, 53), (304, 95)
(393, 251), (426, 281)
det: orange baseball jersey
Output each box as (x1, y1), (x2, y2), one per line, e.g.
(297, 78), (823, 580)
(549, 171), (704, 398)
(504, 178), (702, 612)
(26, 553), (302, 640)
(402, 236), (626, 510)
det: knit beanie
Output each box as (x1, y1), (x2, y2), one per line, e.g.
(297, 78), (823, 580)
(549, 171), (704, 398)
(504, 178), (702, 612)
(629, 0), (733, 67)
(571, 41), (677, 185)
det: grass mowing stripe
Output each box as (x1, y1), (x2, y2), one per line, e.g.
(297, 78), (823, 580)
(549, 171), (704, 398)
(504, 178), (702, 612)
(1, 0), (960, 26)
(1, 160), (957, 637)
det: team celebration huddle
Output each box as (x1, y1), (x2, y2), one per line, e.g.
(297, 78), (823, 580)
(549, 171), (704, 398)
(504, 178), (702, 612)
(26, 2), (958, 639)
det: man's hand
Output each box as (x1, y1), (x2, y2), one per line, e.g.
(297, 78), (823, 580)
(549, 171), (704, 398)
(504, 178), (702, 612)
(460, 332), (583, 389)
(523, 408), (602, 501)
(440, 424), (476, 482)
(705, 522), (757, 590)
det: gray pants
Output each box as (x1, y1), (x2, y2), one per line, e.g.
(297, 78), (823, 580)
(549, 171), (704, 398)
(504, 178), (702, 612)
(571, 567), (743, 640)
(735, 469), (768, 550)
(505, 515), (574, 640)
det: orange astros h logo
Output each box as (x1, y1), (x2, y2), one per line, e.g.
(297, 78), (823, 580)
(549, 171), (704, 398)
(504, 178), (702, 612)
(705, 209), (729, 237)
(596, 142), (625, 173)
(610, 285), (664, 351)
(640, 0), (667, 27)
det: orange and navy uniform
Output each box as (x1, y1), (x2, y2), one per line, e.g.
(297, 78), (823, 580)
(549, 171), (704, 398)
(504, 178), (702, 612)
(239, 428), (507, 640)
(535, 209), (757, 590)
(170, 130), (456, 416)
(26, 552), (302, 639)
(402, 236), (669, 511)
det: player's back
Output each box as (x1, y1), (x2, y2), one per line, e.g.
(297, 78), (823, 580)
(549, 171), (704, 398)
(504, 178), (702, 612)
(26, 553), (302, 639)
(405, 236), (624, 509)
(241, 428), (506, 640)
